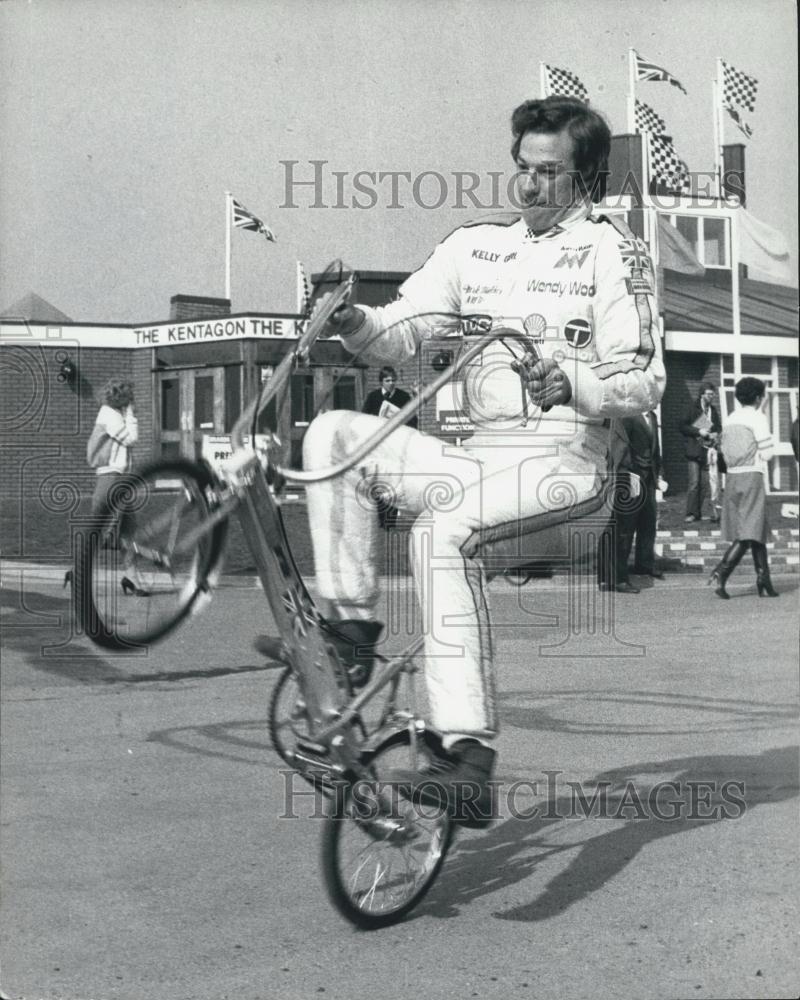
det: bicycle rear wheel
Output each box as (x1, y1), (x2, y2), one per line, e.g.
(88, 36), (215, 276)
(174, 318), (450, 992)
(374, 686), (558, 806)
(268, 666), (311, 767)
(76, 458), (227, 649)
(321, 728), (454, 929)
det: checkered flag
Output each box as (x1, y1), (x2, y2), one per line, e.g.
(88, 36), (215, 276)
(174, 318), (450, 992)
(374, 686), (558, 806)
(723, 102), (753, 139)
(543, 65), (589, 102)
(648, 134), (691, 194)
(634, 98), (666, 135)
(722, 61), (758, 113)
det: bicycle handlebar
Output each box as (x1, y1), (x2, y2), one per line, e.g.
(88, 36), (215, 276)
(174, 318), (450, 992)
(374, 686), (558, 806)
(226, 265), (536, 486)
(275, 329), (501, 484)
(229, 271), (357, 452)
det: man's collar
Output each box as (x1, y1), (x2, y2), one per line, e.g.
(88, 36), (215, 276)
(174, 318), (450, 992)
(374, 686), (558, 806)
(522, 202), (591, 241)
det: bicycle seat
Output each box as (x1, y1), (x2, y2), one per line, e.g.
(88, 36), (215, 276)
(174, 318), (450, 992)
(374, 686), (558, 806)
(462, 481), (613, 583)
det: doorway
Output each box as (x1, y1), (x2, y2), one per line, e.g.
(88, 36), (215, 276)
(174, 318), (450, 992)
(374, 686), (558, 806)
(157, 367), (226, 459)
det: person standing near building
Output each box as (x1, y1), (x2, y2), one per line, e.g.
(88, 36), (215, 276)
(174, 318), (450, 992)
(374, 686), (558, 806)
(708, 377), (777, 598)
(87, 378), (139, 513)
(66, 379), (139, 590)
(361, 366), (417, 528)
(680, 382), (721, 523)
(597, 411), (665, 593)
(626, 411), (666, 579)
(361, 367), (417, 427)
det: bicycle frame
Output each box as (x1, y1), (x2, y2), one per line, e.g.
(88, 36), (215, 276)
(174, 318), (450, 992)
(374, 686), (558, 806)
(211, 283), (530, 780)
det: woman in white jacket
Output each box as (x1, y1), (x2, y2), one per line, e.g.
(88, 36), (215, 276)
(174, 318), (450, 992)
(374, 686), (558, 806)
(66, 380), (139, 592)
(709, 377), (777, 598)
(87, 379), (139, 514)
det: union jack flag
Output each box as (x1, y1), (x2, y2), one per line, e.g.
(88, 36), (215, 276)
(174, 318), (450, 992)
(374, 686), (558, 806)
(281, 588), (315, 633)
(543, 65), (589, 103)
(296, 260), (312, 316)
(634, 51), (687, 95)
(721, 61), (758, 113)
(232, 198), (276, 243)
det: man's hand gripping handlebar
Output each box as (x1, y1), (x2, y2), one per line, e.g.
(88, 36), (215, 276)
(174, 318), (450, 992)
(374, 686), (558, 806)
(511, 353), (573, 412)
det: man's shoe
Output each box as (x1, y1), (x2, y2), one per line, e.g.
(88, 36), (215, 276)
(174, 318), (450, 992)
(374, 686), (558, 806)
(393, 738), (497, 829)
(613, 581), (640, 594)
(254, 618), (383, 687)
(633, 566), (664, 580)
(253, 634), (291, 664)
(323, 618), (383, 689)
(684, 515), (698, 523)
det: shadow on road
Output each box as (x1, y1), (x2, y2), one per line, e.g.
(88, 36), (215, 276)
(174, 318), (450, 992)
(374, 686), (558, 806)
(497, 687), (799, 737)
(1, 585), (273, 684)
(420, 745), (799, 922)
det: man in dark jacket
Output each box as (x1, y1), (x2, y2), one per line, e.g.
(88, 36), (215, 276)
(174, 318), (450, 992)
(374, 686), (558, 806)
(361, 366), (417, 427)
(598, 412), (664, 592)
(679, 382), (722, 523)
(361, 367), (417, 528)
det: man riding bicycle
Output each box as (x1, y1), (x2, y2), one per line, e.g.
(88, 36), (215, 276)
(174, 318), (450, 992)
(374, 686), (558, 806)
(292, 96), (665, 825)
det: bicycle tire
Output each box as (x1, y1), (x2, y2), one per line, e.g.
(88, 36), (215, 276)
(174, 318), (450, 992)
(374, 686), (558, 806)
(268, 665), (310, 768)
(321, 727), (454, 929)
(76, 458), (227, 650)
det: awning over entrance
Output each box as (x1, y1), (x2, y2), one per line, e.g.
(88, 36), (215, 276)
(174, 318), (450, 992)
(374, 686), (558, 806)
(663, 273), (799, 337)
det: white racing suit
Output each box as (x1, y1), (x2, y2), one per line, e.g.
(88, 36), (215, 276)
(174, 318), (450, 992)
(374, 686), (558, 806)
(303, 207), (665, 738)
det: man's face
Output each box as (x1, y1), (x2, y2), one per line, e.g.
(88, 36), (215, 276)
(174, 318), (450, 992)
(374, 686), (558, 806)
(701, 388), (715, 406)
(381, 376), (396, 393)
(515, 129), (583, 232)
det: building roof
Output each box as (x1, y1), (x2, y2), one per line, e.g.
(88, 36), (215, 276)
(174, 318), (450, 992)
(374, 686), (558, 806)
(663, 273), (799, 337)
(1, 292), (74, 323)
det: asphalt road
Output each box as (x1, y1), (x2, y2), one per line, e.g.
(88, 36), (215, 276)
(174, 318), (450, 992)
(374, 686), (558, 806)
(1, 571), (798, 1000)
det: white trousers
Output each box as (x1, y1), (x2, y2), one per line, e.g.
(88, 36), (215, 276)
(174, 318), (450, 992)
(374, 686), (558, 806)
(303, 411), (600, 738)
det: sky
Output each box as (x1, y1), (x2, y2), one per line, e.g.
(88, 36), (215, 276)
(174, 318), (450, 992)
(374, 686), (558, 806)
(1, 0), (797, 323)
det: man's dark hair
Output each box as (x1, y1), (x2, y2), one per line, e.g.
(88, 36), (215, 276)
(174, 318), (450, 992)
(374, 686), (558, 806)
(379, 367), (397, 381)
(700, 381), (717, 395)
(734, 376), (766, 406)
(510, 96), (611, 201)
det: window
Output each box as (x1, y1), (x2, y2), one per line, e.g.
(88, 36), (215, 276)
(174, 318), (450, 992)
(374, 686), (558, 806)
(703, 217), (727, 266)
(161, 378), (180, 432)
(674, 214), (698, 250)
(664, 214), (729, 268)
(291, 373), (315, 427)
(194, 375), (215, 430)
(333, 375), (357, 411)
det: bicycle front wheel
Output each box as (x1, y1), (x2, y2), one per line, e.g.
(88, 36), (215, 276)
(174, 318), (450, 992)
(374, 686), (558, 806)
(321, 728), (454, 929)
(76, 458), (227, 649)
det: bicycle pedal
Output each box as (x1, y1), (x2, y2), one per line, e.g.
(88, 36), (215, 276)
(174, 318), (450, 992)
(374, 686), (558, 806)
(295, 737), (329, 757)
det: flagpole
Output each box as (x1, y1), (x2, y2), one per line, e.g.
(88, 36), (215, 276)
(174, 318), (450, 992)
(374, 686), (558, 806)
(627, 49), (637, 132)
(641, 128), (652, 201)
(224, 191), (232, 302)
(730, 206), (742, 380)
(713, 59), (724, 199)
(539, 62), (547, 98)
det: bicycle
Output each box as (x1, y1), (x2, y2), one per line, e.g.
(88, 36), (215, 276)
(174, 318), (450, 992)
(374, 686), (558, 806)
(75, 262), (613, 927)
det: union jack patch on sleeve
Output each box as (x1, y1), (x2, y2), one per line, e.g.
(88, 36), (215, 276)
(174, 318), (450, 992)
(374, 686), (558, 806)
(618, 238), (653, 274)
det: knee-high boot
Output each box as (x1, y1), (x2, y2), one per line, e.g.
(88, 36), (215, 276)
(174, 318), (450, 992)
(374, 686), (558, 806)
(752, 542), (779, 598)
(708, 540), (748, 599)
